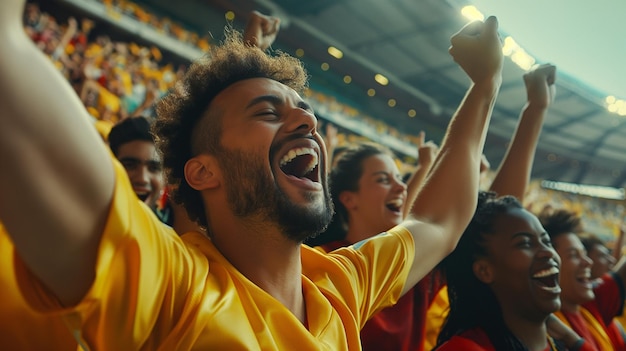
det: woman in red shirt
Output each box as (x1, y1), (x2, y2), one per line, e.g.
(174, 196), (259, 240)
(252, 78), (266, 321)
(436, 192), (591, 351)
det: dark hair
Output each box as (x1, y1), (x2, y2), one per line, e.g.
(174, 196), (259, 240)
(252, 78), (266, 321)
(153, 30), (307, 228)
(438, 191), (532, 350)
(306, 142), (392, 246)
(579, 233), (605, 253)
(537, 208), (583, 244)
(108, 116), (153, 156)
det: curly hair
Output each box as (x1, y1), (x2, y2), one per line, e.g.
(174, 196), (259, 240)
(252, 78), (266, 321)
(437, 191), (539, 351)
(537, 208), (583, 243)
(153, 29), (308, 228)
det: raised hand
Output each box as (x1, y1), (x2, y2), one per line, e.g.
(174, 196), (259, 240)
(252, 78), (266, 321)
(244, 11), (280, 51)
(449, 16), (503, 85)
(417, 131), (439, 168)
(323, 122), (339, 169)
(546, 314), (585, 350)
(325, 123), (339, 153)
(524, 63), (557, 110)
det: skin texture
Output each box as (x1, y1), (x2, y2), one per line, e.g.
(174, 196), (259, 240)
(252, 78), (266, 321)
(244, 11), (280, 51)
(587, 243), (616, 280)
(117, 140), (164, 210)
(183, 77), (331, 323)
(478, 208), (561, 322)
(489, 63), (556, 200)
(552, 233), (595, 312)
(341, 153), (407, 244)
(477, 208), (562, 350)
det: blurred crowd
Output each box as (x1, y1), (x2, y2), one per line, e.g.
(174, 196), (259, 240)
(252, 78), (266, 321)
(25, 0), (624, 244)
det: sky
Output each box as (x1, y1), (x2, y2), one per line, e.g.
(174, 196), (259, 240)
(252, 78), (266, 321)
(469, 0), (625, 100)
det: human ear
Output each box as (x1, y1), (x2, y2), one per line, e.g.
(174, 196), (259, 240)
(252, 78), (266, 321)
(339, 191), (357, 210)
(184, 155), (220, 190)
(473, 258), (495, 284)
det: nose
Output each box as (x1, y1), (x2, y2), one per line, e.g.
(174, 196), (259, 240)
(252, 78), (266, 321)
(607, 254), (617, 266)
(133, 165), (150, 186)
(537, 245), (557, 261)
(394, 177), (408, 193)
(582, 254), (593, 267)
(285, 107), (317, 135)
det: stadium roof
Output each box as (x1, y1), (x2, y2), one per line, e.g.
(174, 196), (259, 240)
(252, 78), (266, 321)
(73, 0), (626, 191)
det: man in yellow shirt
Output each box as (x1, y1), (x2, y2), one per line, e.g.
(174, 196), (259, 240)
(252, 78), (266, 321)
(0, 1), (504, 349)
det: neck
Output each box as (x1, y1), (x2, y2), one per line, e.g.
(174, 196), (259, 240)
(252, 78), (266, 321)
(344, 217), (385, 244)
(208, 211), (307, 323)
(559, 299), (580, 313)
(501, 310), (550, 351)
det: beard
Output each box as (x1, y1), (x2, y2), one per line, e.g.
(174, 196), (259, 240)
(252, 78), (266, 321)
(216, 147), (333, 242)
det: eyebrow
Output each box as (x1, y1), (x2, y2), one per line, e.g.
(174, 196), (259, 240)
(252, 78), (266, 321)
(118, 157), (160, 164)
(245, 95), (313, 111)
(372, 171), (389, 176)
(511, 231), (549, 240)
(371, 171), (401, 178)
(511, 232), (533, 240)
(246, 95), (282, 109)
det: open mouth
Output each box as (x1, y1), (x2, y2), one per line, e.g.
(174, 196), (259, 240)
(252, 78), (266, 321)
(532, 266), (560, 292)
(576, 271), (593, 288)
(135, 192), (150, 202)
(386, 198), (403, 213)
(279, 147), (320, 182)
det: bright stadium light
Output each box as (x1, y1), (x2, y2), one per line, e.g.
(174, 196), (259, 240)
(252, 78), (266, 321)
(375, 74), (389, 86)
(541, 180), (625, 200)
(327, 46), (343, 59)
(461, 5), (485, 21)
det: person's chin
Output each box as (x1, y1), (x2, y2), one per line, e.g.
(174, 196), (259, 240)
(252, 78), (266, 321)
(144, 196), (158, 209)
(583, 291), (595, 302)
(387, 214), (403, 226)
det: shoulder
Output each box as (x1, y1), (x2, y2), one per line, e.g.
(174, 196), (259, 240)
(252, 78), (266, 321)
(437, 330), (493, 351)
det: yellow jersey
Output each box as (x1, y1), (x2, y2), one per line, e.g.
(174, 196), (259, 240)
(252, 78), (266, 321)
(13, 159), (415, 350)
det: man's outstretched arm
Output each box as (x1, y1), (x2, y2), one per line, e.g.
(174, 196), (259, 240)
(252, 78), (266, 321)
(0, 0), (114, 306)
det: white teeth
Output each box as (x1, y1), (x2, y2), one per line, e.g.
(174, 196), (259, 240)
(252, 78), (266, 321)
(539, 285), (562, 293)
(279, 147), (319, 173)
(533, 266), (559, 278)
(386, 199), (403, 207)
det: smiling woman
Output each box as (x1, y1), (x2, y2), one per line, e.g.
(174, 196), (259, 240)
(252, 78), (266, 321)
(306, 140), (443, 351)
(539, 208), (626, 351)
(436, 191), (568, 351)
(312, 142), (408, 247)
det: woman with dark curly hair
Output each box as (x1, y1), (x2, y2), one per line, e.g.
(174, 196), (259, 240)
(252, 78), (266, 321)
(436, 192), (591, 351)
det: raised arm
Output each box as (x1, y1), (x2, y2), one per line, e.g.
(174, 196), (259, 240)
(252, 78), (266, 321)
(402, 131), (439, 219)
(243, 10), (280, 51)
(612, 223), (626, 284)
(612, 222), (625, 263)
(489, 63), (556, 200)
(51, 16), (77, 61)
(0, 0), (114, 305)
(400, 17), (503, 294)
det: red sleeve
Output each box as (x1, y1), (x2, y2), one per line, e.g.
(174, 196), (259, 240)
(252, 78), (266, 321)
(576, 339), (599, 351)
(587, 273), (625, 325)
